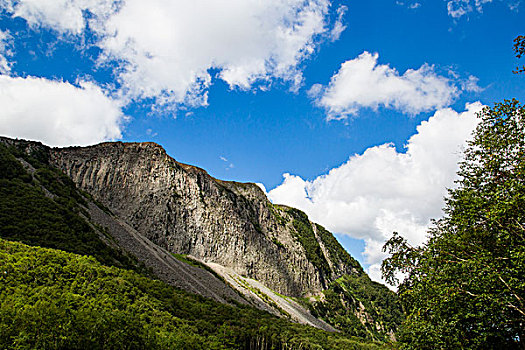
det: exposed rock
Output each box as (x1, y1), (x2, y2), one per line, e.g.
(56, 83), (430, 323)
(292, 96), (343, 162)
(206, 262), (337, 332)
(86, 200), (248, 305)
(50, 142), (359, 297)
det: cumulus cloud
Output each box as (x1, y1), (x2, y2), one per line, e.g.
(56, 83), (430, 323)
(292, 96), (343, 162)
(4, 0), (337, 108)
(446, 0), (520, 18)
(268, 102), (483, 283)
(311, 52), (461, 119)
(4, 0), (116, 34)
(0, 75), (125, 147)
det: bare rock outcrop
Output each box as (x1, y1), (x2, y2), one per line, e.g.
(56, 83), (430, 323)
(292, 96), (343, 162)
(50, 142), (359, 297)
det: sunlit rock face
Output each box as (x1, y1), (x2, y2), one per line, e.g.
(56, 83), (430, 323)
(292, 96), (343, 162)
(51, 142), (360, 297)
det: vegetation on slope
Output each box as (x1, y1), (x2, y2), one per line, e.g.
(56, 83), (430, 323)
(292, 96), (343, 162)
(308, 275), (402, 342)
(287, 208), (331, 276)
(285, 209), (402, 341)
(0, 142), (137, 270)
(315, 224), (363, 272)
(0, 140), (395, 348)
(0, 238), (388, 350)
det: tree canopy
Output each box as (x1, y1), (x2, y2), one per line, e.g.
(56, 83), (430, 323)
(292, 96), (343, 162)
(382, 99), (525, 349)
(514, 35), (525, 74)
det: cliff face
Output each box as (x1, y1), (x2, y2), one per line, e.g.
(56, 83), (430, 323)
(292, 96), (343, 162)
(50, 142), (361, 297)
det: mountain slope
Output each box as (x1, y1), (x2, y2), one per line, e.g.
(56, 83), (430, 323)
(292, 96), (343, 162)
(0, 136), (401, 340)
(0, 238), (387, 350)
(0, 139), (136, 270)
(0, 140), (245, 305)
(50, 141), (360, 296)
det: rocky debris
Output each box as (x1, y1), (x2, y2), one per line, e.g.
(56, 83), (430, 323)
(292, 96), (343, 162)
(207, 262), (337, 332)
(85, 196), (336, 331)
(86, 200), (248, 305)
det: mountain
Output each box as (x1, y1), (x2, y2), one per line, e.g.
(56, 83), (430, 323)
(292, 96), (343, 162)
(0, 136), (401, 345)
(50, 141), (359, 295)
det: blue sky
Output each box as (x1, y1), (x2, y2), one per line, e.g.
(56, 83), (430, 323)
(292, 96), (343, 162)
(0, 0), (523, 283)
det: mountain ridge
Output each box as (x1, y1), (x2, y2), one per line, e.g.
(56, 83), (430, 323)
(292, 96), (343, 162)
(49, 140), (359, 296)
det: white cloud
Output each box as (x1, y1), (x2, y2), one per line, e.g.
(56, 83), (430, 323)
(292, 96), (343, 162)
(447, 0), (472, 18)
(0, 30), (12, 73)
(256, 182), (268, 196)
(6, 0), (116, 34)
(329, 5), (347, 42)
(461, 75), (483, 93)
(311, 52), (460, 120)
(219, 155), (234, 170)
(268, 102), (483, 283)
(396, 1), (422, 10)
(145, 128), (157, 137)
(446, 0), (520, 18)
(4, 0), (336, 108)
(0, 75), (125, 147)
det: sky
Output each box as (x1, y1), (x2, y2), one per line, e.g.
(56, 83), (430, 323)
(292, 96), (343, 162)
(0, 0), (523, 285)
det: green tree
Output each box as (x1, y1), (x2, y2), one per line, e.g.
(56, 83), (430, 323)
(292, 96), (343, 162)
(514, 35), (525, 74)
(382, 99), (525, 349)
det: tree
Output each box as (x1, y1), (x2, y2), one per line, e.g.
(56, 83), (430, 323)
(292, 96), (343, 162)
(514, 35), (525, 74)
(382, 99), (525, 349)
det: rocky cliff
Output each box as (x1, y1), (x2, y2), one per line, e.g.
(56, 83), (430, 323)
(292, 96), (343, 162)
(50, 142), (361, 297)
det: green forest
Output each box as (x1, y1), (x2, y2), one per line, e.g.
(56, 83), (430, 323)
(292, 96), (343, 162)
(382, 99), (525, 349)
(0, 238), (387, 350)
(379, 38), (525, 350)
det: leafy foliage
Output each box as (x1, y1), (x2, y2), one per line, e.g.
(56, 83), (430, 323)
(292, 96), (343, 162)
(0, 143), (136, 270)
(382, 100), (525, 349)
(514, 35), (525, 74)
(0, 238), (387, 350)
(308, 274), (402, 342)
(0, 144), (31, 181)
(288, 208), (331, 276)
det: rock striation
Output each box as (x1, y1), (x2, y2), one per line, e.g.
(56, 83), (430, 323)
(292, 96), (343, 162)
(50, 142), (361, 297)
